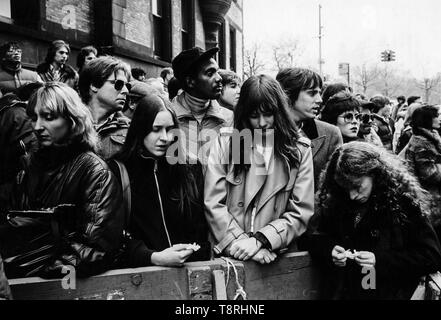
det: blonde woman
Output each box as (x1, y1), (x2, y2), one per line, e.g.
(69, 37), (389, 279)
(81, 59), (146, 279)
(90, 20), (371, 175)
(2, 82), (123, 278)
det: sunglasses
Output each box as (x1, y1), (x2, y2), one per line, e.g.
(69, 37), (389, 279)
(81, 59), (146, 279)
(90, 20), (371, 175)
(106, 80), (132, 91)
(357, 113), (374, 124)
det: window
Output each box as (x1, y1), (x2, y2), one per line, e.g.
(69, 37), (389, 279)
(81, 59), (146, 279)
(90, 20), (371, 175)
(181, 0), (194, 50)
(10, 0), (41, 28)
(152, 0), (171, 61)
(0, 0), (11, 18)
(229, 26), (237, 71)
(218, 22), (226, 69)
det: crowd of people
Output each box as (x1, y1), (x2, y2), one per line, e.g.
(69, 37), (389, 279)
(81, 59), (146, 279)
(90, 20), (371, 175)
(0, 39), (440, 300)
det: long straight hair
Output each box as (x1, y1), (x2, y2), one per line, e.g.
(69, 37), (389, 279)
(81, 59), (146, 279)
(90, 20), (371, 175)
(115, 94), (201, 216)
(232, 74), (300, 175)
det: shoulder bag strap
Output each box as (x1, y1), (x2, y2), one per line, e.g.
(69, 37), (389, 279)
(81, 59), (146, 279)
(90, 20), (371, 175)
(114, 160), (131, 230)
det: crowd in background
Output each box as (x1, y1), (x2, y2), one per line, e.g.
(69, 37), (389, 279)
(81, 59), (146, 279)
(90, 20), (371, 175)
(0, 39), (441, 300)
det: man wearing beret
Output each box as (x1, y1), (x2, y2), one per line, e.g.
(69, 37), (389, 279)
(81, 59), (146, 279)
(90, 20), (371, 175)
(171, 47), (233, 164)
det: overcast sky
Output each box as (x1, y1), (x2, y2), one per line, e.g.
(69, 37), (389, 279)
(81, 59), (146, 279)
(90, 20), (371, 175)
(243, 0), (441, 79)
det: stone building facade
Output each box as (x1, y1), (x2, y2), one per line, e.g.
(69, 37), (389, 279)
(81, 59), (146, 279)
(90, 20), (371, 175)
(0, 0), (243, 78)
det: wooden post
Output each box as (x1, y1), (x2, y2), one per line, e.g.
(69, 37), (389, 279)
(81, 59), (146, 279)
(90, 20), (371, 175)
(212, 270), (227, 300)
(187, 266), (212, 300)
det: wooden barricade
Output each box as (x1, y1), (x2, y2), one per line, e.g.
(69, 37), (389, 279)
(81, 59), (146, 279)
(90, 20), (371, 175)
(425, 272), (441, 300)
(8, 251), (321, 300)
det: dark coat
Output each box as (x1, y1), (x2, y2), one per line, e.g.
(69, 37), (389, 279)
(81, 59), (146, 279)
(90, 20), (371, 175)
(95, 111), (130, 160)
(109, 155), (211, 267)
(36, 63), (77, 84)
(0, 96), (37, 212)
(308, 196), (441, 300)
(405, 132), (441, 198)
(0, 254), (11, 300)
(302, 119), (343, 190)
(373, 114), (393, 151)
(1, 143), (124, 278)
(404, 131), (441, 232)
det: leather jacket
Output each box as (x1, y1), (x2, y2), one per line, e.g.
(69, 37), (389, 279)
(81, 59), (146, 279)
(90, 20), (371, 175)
(1, 143), (124, 278)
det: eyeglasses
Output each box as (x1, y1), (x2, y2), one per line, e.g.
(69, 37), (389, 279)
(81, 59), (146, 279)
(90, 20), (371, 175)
(106, 80), (132, 91)
(338, 112), (360, 124)
(356, 113), (374, 124)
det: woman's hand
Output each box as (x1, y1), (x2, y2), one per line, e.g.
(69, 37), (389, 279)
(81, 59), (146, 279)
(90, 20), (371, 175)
(151, 244), (195, 267)
(355, 251), (376, 268)
(251, 249), (277, 264)
(229, 238), (262, 260)
(331, 245), (347, 267)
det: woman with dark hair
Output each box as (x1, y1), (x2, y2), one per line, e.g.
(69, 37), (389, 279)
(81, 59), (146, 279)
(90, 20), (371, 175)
(321, 92), (361, 143)
(76, 45), (98, 73)
(205, 75), (314, 264)
(309, 141), (441, 299)
(321, 82), (351, 106)
(1, 82), (123, 279)
(110, 93), (210, 267)
(404, 105), (441, 234)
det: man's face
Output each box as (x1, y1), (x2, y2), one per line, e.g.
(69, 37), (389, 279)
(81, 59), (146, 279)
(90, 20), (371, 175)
(4, 46), (22, 63)
(358, 108), (374, 135)
(85, 52), (96, 65)
(291, 87), (322, 122)
(53, 46), (69, 66)
(95, 70), (129, 113)
(165, 71), (174, 85)
(189, 58), (222, 100)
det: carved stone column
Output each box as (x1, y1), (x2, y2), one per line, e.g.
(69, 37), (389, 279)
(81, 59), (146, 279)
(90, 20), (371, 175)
(199, 0), (232, 49)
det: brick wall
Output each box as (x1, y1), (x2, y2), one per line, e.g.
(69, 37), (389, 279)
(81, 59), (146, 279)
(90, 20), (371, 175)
(123, 0), (152, 47)
(46, 0), (93, 33)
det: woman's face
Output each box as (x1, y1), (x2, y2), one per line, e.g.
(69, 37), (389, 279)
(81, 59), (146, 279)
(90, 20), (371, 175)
(32, 108), (69, 148)
(336, 110), (360, 140)
(143, 111), (175, 157)
(220, 81), (241, 109)
(339, 176), (374, 204)
(248, 109), (274, 131)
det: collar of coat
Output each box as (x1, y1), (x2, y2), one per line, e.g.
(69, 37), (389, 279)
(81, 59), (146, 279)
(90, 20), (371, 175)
(223, 137), (308, 214)
(95, 111), (131, 134)
(172, 92), (229, 124)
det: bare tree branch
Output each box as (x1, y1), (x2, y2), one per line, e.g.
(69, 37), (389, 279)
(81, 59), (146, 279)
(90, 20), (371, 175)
(244, 43), (265, 78)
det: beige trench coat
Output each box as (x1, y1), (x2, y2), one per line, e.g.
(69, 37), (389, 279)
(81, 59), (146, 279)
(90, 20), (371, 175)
(204, 134), (314, 255)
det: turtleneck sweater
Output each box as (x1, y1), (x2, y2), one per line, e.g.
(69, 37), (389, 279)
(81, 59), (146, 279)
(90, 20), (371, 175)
(183, 93), (210, 123)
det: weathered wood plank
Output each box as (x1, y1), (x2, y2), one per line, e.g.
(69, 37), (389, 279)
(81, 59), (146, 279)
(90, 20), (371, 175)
(10, 267), (190, 300)
(188, 266), (212, 300)
(9, 252), (320, 300)
(242, 252), (320, 300)
(212, 270), (227, 300)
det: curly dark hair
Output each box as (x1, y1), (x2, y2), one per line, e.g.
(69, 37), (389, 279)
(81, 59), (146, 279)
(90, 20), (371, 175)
(317, 141), (436, 225)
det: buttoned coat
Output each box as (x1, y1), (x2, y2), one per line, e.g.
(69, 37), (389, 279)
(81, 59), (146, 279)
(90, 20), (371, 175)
(204, 134), (314, 255)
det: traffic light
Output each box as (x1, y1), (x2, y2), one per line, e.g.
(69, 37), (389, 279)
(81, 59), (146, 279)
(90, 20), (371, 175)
(389, 50), (396, 61)
(380, 50), (396, 62)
